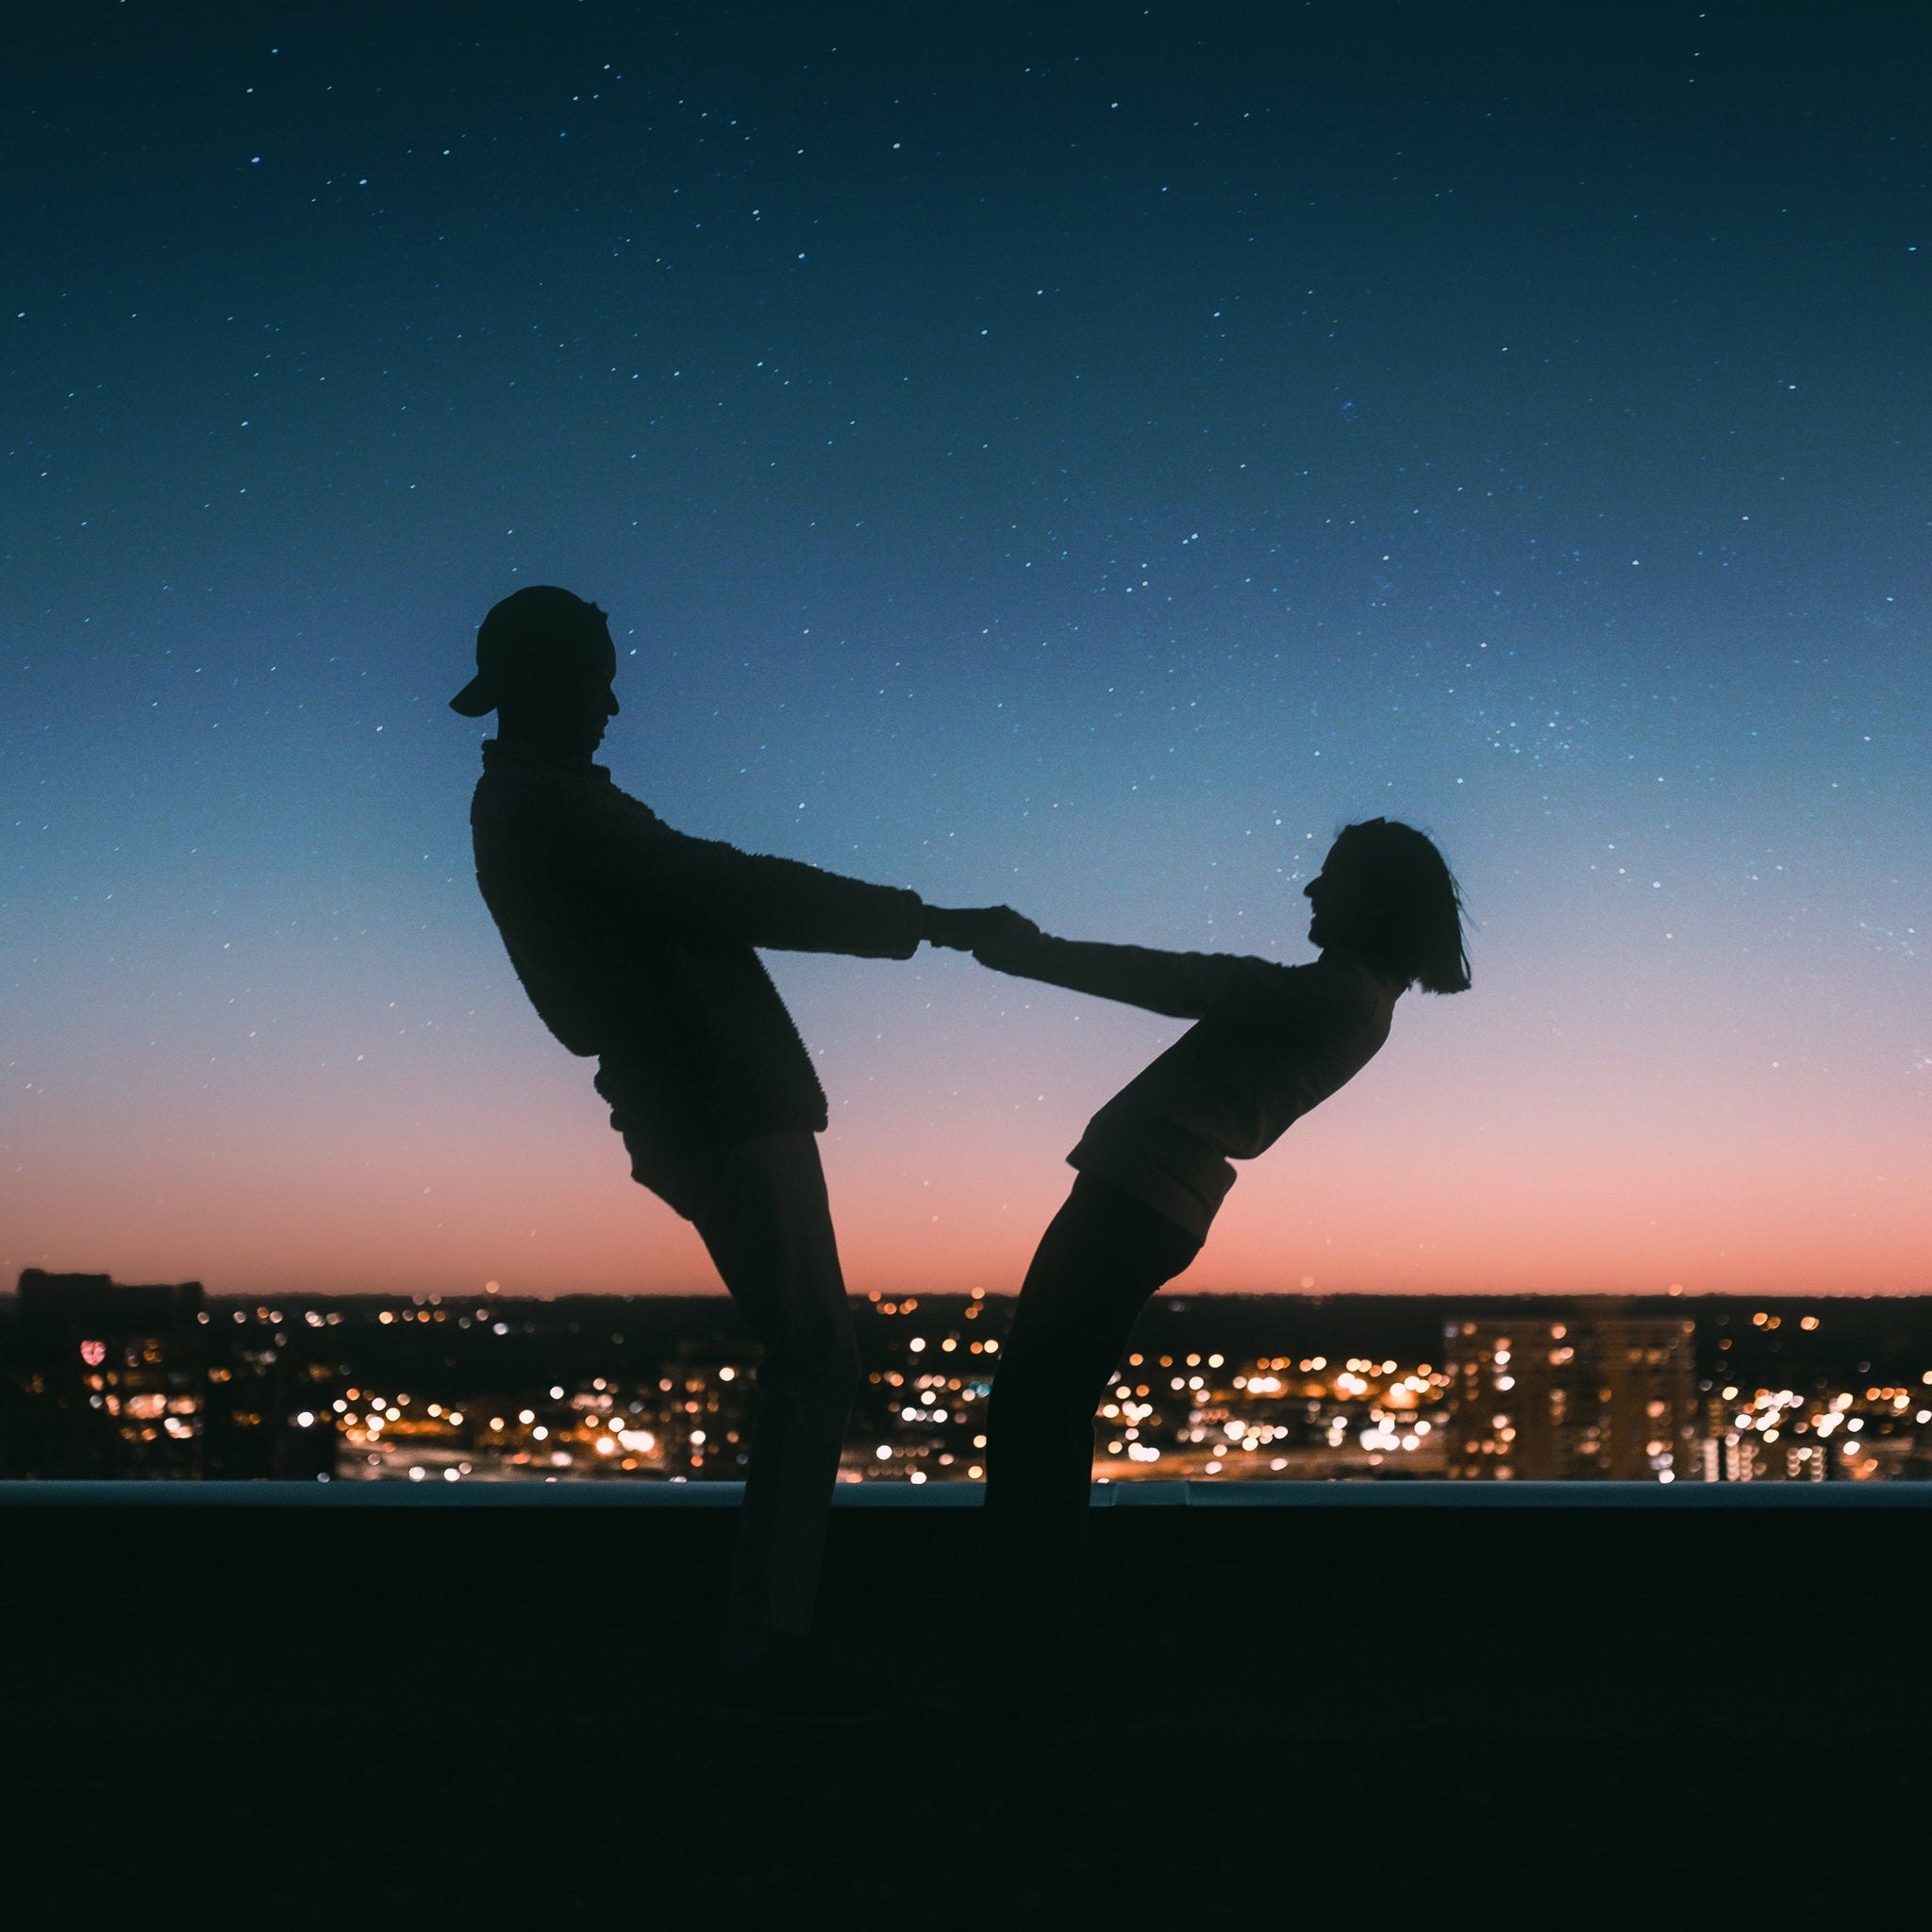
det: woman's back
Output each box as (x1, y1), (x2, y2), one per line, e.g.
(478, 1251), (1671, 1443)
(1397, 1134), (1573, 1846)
(999, 939), (1403, 1239)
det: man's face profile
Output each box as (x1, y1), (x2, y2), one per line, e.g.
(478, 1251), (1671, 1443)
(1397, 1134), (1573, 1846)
(498, 611), (620, 757)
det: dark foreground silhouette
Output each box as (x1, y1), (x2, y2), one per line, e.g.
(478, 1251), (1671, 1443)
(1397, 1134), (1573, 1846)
(456, 585), (1012, 1713)
(4, 1491), (1917, 1918)
(971, 820), (1472, 1667)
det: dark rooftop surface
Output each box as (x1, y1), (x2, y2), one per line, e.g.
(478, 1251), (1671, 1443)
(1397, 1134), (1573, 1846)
(5, 1483), (1920, 1916)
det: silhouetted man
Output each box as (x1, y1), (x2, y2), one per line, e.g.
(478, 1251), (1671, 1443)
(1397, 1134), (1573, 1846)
(452, 585), (1002, 1716)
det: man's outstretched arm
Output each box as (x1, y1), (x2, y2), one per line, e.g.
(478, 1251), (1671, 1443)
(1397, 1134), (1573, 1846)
(583, 807), (1024, 960)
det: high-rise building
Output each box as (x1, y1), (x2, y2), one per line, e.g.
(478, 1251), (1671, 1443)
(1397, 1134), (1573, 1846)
(1591, 1315), (1699, 1481)
(1444, 1315), (1572, 1478)
(1445, 1307), (1700, 1481)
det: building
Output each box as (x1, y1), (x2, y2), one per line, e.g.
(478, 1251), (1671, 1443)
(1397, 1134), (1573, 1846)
(661, 1342), (758, 1477)
(0, 1272), (337, 1479)
(1592, 1315), (1700, 1481)
(202, 1303), (340, 1479)
(1445, 1307), (1700, 1481)
(3, 1269), (209, 1477)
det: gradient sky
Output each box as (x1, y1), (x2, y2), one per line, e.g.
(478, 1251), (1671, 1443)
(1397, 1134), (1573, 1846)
(5, 2), (1927, 1298)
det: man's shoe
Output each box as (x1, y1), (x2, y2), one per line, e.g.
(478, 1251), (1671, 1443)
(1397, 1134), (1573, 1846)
(702, 1635), (894, 1722)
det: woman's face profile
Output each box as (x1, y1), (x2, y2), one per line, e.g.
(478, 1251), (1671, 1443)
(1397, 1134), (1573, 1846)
(1303, 845), (1362, 949)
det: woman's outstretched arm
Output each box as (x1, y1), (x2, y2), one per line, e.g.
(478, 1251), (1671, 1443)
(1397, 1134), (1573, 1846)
(973, 919), (1324, 1023)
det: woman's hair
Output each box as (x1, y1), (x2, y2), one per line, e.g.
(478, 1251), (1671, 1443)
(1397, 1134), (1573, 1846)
(1325, 819), (1471, 993)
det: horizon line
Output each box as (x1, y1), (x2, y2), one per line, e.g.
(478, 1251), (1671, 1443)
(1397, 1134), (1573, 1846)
(8, 1283), (1931, 1306)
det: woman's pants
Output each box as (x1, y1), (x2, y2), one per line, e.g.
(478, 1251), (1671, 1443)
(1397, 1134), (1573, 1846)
(983, 1172), (1203, 1635)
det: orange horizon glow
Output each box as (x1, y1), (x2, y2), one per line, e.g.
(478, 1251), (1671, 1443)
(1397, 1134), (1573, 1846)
(9, 936), (1928, 1301)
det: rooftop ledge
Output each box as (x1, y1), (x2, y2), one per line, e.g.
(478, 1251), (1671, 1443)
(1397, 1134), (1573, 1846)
(3, 1478), (1927, 1509)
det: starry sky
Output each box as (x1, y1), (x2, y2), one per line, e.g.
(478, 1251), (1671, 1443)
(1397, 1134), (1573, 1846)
(5, 2), (1927, 1299)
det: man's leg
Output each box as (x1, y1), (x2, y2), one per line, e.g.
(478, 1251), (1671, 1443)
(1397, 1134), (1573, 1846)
(683, 1132), (861, 1653)
(982, 1174), (1201, 1648)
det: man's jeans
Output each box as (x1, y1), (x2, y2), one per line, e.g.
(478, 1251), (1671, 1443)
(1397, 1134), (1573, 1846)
(675, 1132), (861, 1638)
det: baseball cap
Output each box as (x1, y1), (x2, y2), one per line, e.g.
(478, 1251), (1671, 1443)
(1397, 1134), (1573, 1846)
(450, 586), (611, 716)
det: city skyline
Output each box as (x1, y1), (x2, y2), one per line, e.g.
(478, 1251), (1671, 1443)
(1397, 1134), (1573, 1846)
(9, 1268), (1929, 1488)
(5, 5), (1928, 1298)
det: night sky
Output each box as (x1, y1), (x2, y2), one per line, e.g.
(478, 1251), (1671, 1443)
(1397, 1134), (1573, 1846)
(5, 3), (1927, 1298)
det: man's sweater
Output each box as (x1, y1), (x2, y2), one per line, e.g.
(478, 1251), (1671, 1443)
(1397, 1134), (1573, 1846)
(992, 937), (1403, 1241)
(470, 739), (924, 1169)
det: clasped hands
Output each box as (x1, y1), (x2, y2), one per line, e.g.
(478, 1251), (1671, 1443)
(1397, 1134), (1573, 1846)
(921, 903), (1044, 969)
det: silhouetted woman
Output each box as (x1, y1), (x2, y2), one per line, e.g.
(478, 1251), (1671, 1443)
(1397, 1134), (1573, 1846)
(969, 818), (1471, 1668)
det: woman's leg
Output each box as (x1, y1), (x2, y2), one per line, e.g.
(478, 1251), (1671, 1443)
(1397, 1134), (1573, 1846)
(982, 1174), (1201, 1646)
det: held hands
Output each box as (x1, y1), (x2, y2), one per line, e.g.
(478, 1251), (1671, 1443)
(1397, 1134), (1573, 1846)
(922, 904), (1045, 965)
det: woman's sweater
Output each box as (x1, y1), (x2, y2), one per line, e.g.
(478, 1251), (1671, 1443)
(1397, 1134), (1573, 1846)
(990, 936), (1403, 1240)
